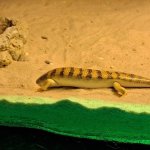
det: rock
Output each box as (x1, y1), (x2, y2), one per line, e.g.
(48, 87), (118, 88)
(41, 36), (48, 40)
(0, 51), (12, 68)
(0, 17), (29, 62)
(44, 60), (51, 64)
(0, 17), (12, 34)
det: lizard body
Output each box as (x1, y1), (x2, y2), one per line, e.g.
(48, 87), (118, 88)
(36, 67), (150, 96)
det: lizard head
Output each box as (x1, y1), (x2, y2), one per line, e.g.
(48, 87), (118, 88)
(36, 72), (49, 87)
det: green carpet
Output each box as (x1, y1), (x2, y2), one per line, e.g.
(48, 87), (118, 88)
(0, 96), (150, 145)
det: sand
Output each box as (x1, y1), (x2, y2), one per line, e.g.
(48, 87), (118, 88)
(0, 0), (150, 104)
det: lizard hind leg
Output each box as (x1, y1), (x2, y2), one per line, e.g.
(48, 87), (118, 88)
(113, 82), (127, 96)
(40, 79), (58, 91)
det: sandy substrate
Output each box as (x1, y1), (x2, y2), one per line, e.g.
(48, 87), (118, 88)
(0, 0), (150, 104)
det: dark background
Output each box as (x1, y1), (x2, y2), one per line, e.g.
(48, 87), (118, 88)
(0, 126), (149, 150)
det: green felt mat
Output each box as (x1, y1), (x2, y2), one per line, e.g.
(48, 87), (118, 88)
(0, 96), (150, 145)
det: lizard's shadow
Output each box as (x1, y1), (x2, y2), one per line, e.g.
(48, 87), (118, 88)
(40, 86), (123, 97)
(111, 88), (122, 97)
(47, 86), (79, 90)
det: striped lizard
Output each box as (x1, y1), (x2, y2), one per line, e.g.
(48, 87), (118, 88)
(36, 67), (150, 96)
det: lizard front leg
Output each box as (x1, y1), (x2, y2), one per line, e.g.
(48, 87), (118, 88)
(39, 79), (57, 91)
